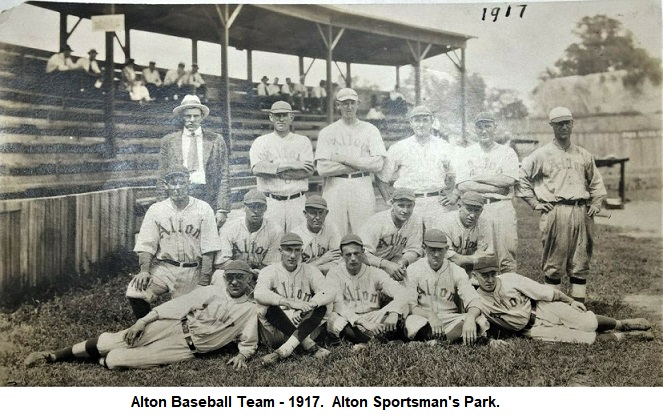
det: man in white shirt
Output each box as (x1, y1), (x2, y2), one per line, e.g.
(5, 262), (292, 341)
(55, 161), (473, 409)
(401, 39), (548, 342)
(45, 44), (77, 95)
(142, 61), (163, 100)
(74, 49), (103, 93)
(182, 63), (207, 100)
(45, 44), (75, 74)
(163, 62), (186, 100)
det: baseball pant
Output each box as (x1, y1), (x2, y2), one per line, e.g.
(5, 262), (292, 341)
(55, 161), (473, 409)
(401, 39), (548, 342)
(258, 305), (328, 348)
(126, 261), (201, 302)
(539, 204), (594, 290)
(265, 194), (306, 233)
(524, 301), (598, 344)
(481, 199), (518, 273)
(322, 175), (376, 236)
(415, 195), (454, 230)
(404, 313), (489, 340)
(98, 319), (194, 369)
(327, 309), (389, 337)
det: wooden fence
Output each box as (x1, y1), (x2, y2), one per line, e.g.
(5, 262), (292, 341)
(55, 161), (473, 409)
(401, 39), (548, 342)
(0, 187), (135, 302)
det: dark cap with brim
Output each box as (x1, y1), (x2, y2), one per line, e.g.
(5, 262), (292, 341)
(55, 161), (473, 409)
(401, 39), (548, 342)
(460, 191), (485, 207)
(339, 233), (363, 249)
(243, 189), (267, 205)
(225, 260), (252, 275)
(423, 229), (448, 248)
(391, 188), (415, 202)
(280, 232), (303, 246)
(305, 195), (327, 210)
(164, 164), (190, 179)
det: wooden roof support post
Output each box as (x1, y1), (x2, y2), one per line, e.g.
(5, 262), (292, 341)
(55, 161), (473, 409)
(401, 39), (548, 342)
(298, 56), (305, 81)
(124, 27), (131, 61)
(395, 66), (400, 90)
(215, 4), (243, 152)
(460, 47), (466, 143)
(192, 39), (198, 65)
(316, 22), (345, 123)
(346, 62), (351, 88)
(59, 12), (67, 51)
(247, 49), (253, 82)
(407, 40), (432, 105)
(102, 13), (116, 159)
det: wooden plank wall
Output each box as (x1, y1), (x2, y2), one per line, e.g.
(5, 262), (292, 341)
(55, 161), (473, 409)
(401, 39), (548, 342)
(0, 188), (134, 301)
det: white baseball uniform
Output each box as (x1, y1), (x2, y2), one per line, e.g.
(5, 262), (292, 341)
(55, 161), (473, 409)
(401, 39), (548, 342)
(101, 285), (257, 369)
(250, 131), (313, 232)
(455, 142), (520, 272)
(127, 197), (222, 301)
(404, 258), (486, 338)
(291, 223), (342, 265)
(476, 273), (598, 344)
(214, 217), (282, 269)
(315, 119), (387, 235)
(254, 262), (336, 346)
(428, 211), (496, 269)
(326, 263), (410, 336)
(378, 135), (456, 221)
(358, 208), (424, 264)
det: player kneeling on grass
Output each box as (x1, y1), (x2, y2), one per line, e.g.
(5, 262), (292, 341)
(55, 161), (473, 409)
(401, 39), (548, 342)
(126, 165), (222, 319)
(326, 234), (410, 351)
(25, 260), (258, 370)
(254, 232), (336, 365)
(472, 264), (654, 344)
(404, 229), (489, 345)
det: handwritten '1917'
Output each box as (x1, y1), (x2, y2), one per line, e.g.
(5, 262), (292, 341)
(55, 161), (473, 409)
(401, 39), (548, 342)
(482, 5), (527, 22)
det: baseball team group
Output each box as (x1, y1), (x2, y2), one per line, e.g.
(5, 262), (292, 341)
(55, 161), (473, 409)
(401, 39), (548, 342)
(25, 88), (654, 372)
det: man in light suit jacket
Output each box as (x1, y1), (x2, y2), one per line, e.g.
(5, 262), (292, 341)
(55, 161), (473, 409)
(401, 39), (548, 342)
(158, 95), (231, 228)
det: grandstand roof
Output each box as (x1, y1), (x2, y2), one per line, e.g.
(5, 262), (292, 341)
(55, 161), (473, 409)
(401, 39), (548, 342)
(29, 2), (474, 66)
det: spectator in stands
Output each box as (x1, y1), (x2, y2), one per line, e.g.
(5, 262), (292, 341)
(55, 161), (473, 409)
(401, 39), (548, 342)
(292, 75), (308, 112)
(267, 77), (281, 100)
(129, 80), (153, 103)
(257, 75), (270, 109)
(310, 80), (327, 114)
(75, 48), (103, 94)
(45, 44), (76, 96)
(120, 58), (138, 98)
(158, 95), (231, 228)
(142, 61), (163, 100)
(163, 62), (187, 101)
(281, 77), (293, 106)
(182, 63), (207, 101)
(366, 105), (386, 121)
(384, 86), (408, 116)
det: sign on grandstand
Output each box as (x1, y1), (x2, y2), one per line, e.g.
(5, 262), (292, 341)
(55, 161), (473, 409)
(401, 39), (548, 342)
(91, 14), (125, 32)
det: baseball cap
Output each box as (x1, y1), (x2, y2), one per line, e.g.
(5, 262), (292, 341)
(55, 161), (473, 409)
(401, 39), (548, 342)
(280, 232), (303, 246)
(409, 105), (433, 118)
(225, 260), (252, 275)
(475, 112), (495, 124)
(335, 88), (359, 102)
(270, 101), (294, 113)
(243, 189), (267, 205)
(423, 229), (448, 248)
(164, 164), (190, 179)
(460, 191), (485, 207)
(304, 195), (327, 210)
(339, 233), (364, 249)
(473, 263), (500, 274)
(88, 49), (98, 55)
(391, 188), (415, 202)
(549, 107), (573, 123)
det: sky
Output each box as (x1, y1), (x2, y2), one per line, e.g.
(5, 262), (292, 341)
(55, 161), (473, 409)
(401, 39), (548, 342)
(0, 0), (660, 102)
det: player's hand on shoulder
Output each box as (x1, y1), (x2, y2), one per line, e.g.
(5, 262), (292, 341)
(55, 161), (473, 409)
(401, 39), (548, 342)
(131, 272), (151, 291)
(440, 193), (459, 206)
(227, 354), (248, 370)
(534, 202), (554, 213)
(383, 261), (405, 281)
(319, 249), (341, 262)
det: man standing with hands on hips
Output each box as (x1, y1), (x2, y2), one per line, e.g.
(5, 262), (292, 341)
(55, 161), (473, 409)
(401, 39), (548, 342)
(158, 95), (231, 229)
(518, 107), (606, 302)
(315, 88), (387, 235)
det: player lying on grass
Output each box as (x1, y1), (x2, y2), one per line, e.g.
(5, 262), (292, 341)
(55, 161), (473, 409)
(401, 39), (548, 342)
(25, 260), (258, 370)
(404, 229), (489, 345)
(326, 234), (410, 351)
(254, 233), (336, 365)
(472, 264), (654, 344)
(126, 164), (222, 319)
(358, 188), (424, 282)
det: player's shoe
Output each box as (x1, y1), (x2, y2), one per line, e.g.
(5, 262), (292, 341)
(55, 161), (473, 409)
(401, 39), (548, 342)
(24, 351), (53, 367)
(620, 318), (652, 331)
(312, 347), (331, 359)
(351, 343), (369, 352)
(621, 331), (654, 341)
(261, 352), (284, 366)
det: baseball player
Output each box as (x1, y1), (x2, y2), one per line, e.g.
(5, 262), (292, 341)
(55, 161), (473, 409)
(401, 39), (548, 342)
(472, 263), (653, 343)
(214, 189), (282, 279)
(452, 112), (520, 273)
(126, 165), (222, 319)
(254, 233), (336, 364)
(404, 229), (489, 345)
(291, 195), (342, 275)
(518, 107), (607, 302)
(314, 87), (387, 235)
(377, 105), (456, 224)
(250, 101), (314, 232)
(358, 188), (424, 281)
(428, 191), (497, 272)
(326, 234), (410, 351)
(25, 260), (258, 370)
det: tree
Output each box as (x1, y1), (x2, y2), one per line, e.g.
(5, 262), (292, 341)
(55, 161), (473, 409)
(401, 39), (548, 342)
(544, 15), (661, 88)
(486, 88), (529, 119)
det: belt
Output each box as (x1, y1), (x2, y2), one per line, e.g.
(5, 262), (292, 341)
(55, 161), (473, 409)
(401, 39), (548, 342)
(333, 171), (370, 179)
(264, 191), (305, 201)
(414, 190), (442, 198)
(522, 300), (538, 332)
(554, 199), (587, 206)
(181, 318), (201, 357)
(160, 258), (199, 268)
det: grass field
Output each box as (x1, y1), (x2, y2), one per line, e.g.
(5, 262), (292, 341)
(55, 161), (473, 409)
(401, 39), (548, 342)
(1, 200), (661, 386)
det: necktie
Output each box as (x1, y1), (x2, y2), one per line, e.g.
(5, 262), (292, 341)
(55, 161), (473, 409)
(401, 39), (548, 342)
(187, 133), (199, 171)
